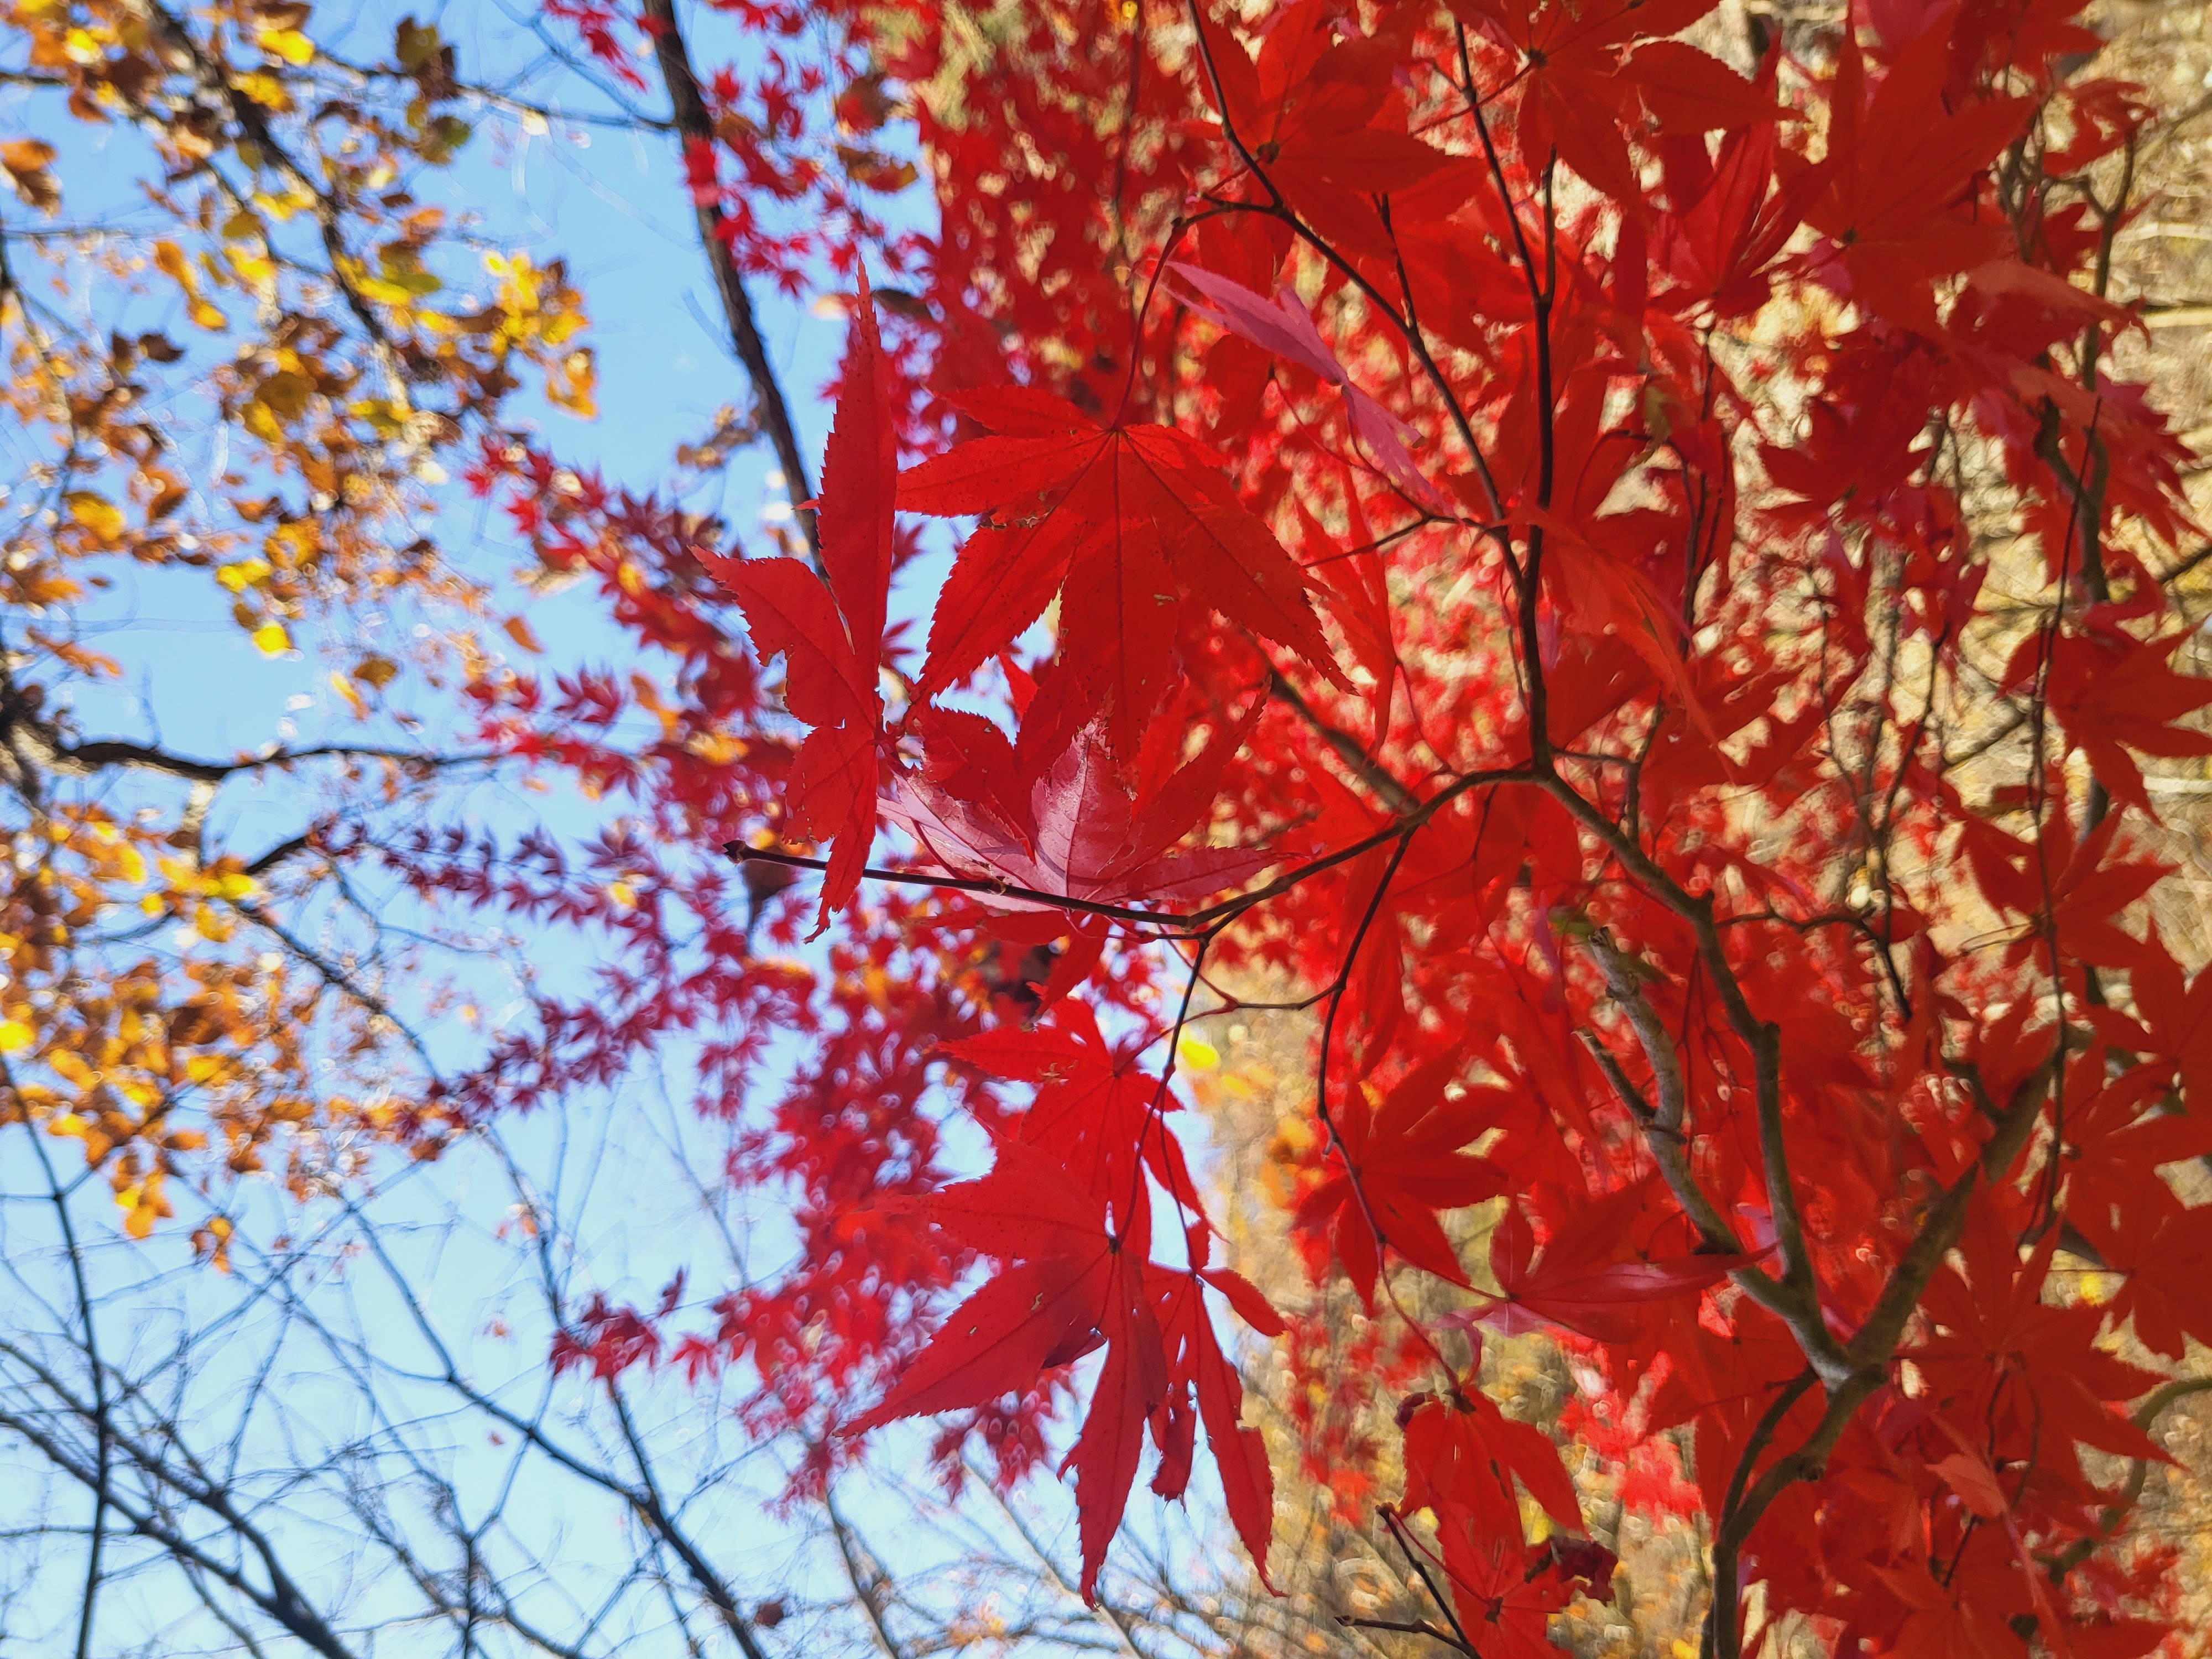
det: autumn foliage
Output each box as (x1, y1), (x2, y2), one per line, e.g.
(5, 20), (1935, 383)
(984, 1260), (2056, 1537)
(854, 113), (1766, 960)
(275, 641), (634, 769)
(679, 0), (2212, 1652)
(10, 0), (2212, 1651)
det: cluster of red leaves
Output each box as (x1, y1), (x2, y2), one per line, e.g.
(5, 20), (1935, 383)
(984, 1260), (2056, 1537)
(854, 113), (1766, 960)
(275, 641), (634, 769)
(484, 0), (2212, 1651)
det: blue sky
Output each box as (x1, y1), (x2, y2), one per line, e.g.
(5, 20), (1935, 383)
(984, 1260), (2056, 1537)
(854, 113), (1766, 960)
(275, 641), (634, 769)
(0, 7), (1262, 1652)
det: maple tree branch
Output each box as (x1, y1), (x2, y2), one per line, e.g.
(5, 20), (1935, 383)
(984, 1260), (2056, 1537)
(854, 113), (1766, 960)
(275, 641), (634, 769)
(1180, 764), (1535, 923)
(1521, 156), (1559, 754)
(958, 1457), (1150, 1659)
(0, 1404), (361, 1659)
(0, 1329), (364, 1659)
(1269, 668), (1418, 812)
(1703, 1363), (1883, 1659)
(319, 49), (677, 132)
(1848, 1066), (2051, 1373)
(823, 1484), (909, 1659)
(726, 843), (1208, 930)
(19, 1123), (113, 1659)
(338, 1204), (781, 1659)
(1338, 1615), (1478, 1654)
(233, 900), (441, 1074)
(1705, 1063), (2053, 1659)
(1577, 935), (1839, 1356)
(0, 672), (501, 791)
(120, 0), (404, 394)
(726, 761), (1536, 936)
(1185, 0), (1504, 523)
(35, 735), (500, 787)
(1699, 1366), (1818, 1659)
(1540, 773), (1845, 1383)
(2032, 401), (2115, 847)
(1379, 1505), (1481, 1657)
(243, 827), (328, 880)
(1576, 939), (1746, 1259)
(640, 0), (820, 562)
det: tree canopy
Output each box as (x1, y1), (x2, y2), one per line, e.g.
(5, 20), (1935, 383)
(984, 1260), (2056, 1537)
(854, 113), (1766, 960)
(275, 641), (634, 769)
(7, 0), (2212, 1653)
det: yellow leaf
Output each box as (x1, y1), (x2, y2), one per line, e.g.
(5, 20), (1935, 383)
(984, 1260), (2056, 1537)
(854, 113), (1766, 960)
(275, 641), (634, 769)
(606, 880), (637, 910)
(1176, 1032), (1220, 1071)
(502, 614), (544, 654)
(252, 187), (315, 222)
(330, 670), (366, 717)
(685, 729), (746, 765)
(0, 1019), (32, 1053)
(153, 238), (195, 288)
(374, 246), (441, 296)
(227, 246), (276, 294)
(258, 25), (314, 64)
(547, 345), (596, 419)
(251, 621), (291, 656)
(348, 398), (409, 437)
(241, 400), (283, 444)
(66, 492), (125, 542)
(229, 71), (292, 111)
(49, 1050), (96, 1089)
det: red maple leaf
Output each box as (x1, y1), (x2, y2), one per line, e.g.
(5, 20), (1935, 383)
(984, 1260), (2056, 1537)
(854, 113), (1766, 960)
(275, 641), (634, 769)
(2001, 624), (2212, 818)
(1798, 16), (2032, 330)
(1146, 1227), (1284, 1590)
(1167, 261), (1449, 514)
(1959, 812), (2168, 975)
(2086, 925), (2212, 1113)
(1191, 0), (1453, 201)
(939, 1001), (1204, 1224)
(881, 720), (1277, 913)
(1473, 1192), (1750, 1345)
(704, 271), (895, 928)
(2073, 1181), (2212, 1361)
(1434, 1527), (1583, 1659)
(1651, 119), (1822, 316)
(896, 386), (1348, 756)
(1401, 1388), (1584, 1544)
(1290, 1055), (1509, 1311)
(841, 1135), (1162, 1600)
(1449, 0), (1764, 202)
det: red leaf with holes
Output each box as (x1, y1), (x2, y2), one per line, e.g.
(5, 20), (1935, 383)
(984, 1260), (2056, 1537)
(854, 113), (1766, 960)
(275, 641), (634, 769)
(881, 723), (1277, 914)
